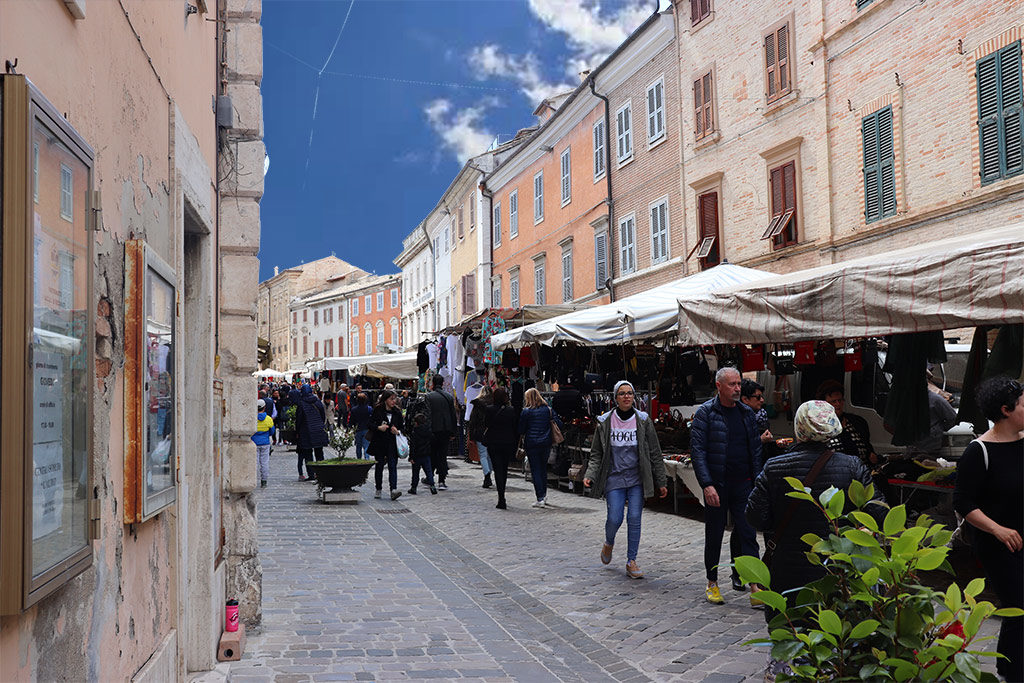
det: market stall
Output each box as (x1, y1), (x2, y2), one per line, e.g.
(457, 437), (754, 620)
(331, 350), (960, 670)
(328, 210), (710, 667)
(346, 351), (418, 380)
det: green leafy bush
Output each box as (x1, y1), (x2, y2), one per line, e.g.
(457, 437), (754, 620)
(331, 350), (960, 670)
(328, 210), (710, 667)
(734, 478), (1023, 682)
(328, 427), (355, 456)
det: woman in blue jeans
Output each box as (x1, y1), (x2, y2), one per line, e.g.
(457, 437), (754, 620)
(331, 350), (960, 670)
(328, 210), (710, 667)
(518, 388), (563, 508)
(349, 393), (373, 459)
(584, 380), (667, 579)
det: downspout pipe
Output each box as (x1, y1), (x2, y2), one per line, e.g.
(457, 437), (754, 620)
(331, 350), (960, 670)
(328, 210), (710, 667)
(478, 179), (495, 306)
(589, 76), (616, 302)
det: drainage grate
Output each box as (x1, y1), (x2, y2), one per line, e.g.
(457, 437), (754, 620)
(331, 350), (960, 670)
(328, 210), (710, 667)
(378, 508), (412, 514)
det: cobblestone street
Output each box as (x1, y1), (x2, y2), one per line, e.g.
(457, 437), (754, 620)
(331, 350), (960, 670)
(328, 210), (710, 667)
(224, 451), (999, 683)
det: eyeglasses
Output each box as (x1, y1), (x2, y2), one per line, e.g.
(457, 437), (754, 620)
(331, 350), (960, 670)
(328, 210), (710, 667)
(753, 394), (764, 400)
(617, 391), (634, 397)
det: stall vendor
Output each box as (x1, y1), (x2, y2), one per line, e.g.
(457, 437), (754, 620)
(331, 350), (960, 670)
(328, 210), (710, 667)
(816, 380), (878, 467)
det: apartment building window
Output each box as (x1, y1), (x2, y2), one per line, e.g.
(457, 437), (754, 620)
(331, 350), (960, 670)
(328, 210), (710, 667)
(365, 324), (372, 353)
(509, 190), (519, 237)
(650, 198), (669, 264)
(593, 120), (606, 179)
(862, 106), (897, 222)
(444, 226), (450, 253)
(60, 163), (73, 220)
(352, 299), (359, 317)
(326, 339), (332, 357)
(461, 272), (477, 314)
(377, 291), (384, 311)
(314, 341), (319, 357)
(691, 0), (711, 25)
(376, 321), (385, 348)
(977, 41), (1023, 184)
(765, 23), (791, 104)
(293, 338), (298, 355)
(303, 309), (308, 323)
(561, 244), (573, 302)
(338, 304), (344, 320)
(338, 336), (344, 355)
(697, 191), (721, 269)
(856, 0), (873, 9)
(492, 277), (502, 307)
(510, 270), (520, 309)
(618, 214), (636, 274)
(616, 103), (633, 163)
(59, 251), (74, 309)
(534, 259), (546, 305)
(303, 336), (308, 355)
(594, 231), (608, 290)
(694, 71), (715, 140)
(493, 201), (502, 247)
(560, 147), (572, 205)
(533, 170), (544, 223)
(470, 196), (475, 229)
(364, 295), (371, 312)
(391, 288), (398, 308)
(458, 203), (465, 239)
(313, 309), (319, 326)
(433, 237), (440, 260)
(390, 318), (399, 345)
(351, 328), (359, 356)
(646, 77), (666, 144)
(763, 161), (799, 248)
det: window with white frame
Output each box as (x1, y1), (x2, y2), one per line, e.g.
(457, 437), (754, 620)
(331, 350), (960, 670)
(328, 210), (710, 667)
(434, 237), (440, 260)
(364, 295), (371, 312)
(365, 324), (372, 353)
(561, 244), (573, 302)
(594, 231), (608, 289)
(444, 225), (450, 252)
(376, 291), (384, 311)
(616, 103), (633, 163)
(534, 260), (546, 305)
(560, 147), (572, 205)
(376, 321), (385, 347)
(60, 163), (73, 220)
(391, 288), (398, 308)
(650, 198), (669, 263)
(510, 270), (520, 308)
(493, 201), (502, 247)
(352, 298), (359, 316)
(509, 190), (518, 238)
(390, 318), (399, 345)
(313, 309), (319, 326)
(619, 214), (636, 274)
(533, 170), (544, 223)
(58, 250), (74, 310)
(646, 77), (666, 144)
(351, 328), (359, 355)
(492, 277), (502, 307)
(593, 120), (606, 179)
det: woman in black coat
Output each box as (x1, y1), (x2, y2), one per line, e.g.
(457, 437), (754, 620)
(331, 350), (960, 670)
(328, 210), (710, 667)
(484, 387), (519, 510)
(368, 390), (404, 500)
(294, 384), (329, 481)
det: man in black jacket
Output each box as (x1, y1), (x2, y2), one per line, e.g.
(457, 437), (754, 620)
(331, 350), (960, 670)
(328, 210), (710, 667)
(424, 375), (457, 489)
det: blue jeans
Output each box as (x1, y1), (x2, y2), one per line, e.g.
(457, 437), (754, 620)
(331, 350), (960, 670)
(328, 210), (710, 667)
(704, 479), (760, 582)
(354, 429), (369, 459)
(525, 445), (549, 501)
(605, 484), (644, 562)
(476, 441), (492, 476)
(410, 456), (434, 489)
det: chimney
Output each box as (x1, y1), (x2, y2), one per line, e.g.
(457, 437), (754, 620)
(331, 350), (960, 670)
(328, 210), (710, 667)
(579, 69), (591, 83)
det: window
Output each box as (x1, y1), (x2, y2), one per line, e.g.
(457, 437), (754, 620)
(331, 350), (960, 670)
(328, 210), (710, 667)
(618, 214), (636, 274)
(694, 71), (715, 140)
(293, 338), (297, 355)
(326, 339), (333, 357)
(351, 299), (359, 317)
(313, 309), (319, 326)
(493, 201), (502, 247)
(302, 309), (307, 323)
(764, 161), (799, 248)
(338, 304), (343, 319)
(365, 325), (372, 354)
(391, 288), (398, 308)
(376, 291), (384, 311)
(470, 196), (475, 229)
(510, 270), (520, 308)
(697, 191), (721, 269)
(33, 142), (39, 202)
(461, 272), (477, 314)
(509, 190), (519, 238)
(862, 106), (897, 222)
(364, 295), (371, 312)
(616, 103), (633, 162)
(58, 250), (74, 309)
(376, 321), (385, 348)
(458, 204), (464, 239)
(303, 336), (308, 355)
(561, 245), (573, 302)
(593, 120), (606, 179)
(351, 328), (359, 356)
(534, 260), (546, 305)
(646, 77), (666, 143)
(594, 231), (608, 290)
(977, 41), (1023, 184)
(338, 336), (344, 356)
(434, 237), (440, 260)
(560, 147), (572, 205)
(764, 23), (792, 104)
(390, 319), (399, 345)
(649, 198), (669, 264)
(444, 225), (450, 253)
(492, 277), (502, 307)
(533, 171), (544, 222)
(856, 0), (872, 9)
(690, 0), (711, 25)
(314, 341), (319, 357)
(60, 163), (73, 220)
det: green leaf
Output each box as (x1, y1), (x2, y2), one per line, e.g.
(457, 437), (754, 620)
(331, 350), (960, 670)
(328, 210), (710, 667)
(769, 628), (793, 641)
(873, 647), (888, 661)
(862, 566), (880, 587)
(785, 490), (815, 503)
(827, 488), (846, 518)
(859, 664), (882, 680)
(784, 476), (806, 491)
(818, 609), (842, 635)
(772, 638), (805, 662)
(819, 486), (839, 507)
(916, 548), (948, 571)
(930, 529), (953, 547)
(849, 478), (867, 507)
(954, 652), (981, 679)
(850, 510), (880, 532)
(734, 555), (771, 588)
(850, 618), (881, 639)
(893, 526), (928, 556)
(945, 583), (962, 611)
(800, 532), (823, 547)
(964, 578), (985, 598)
(884, 505), (908, 536)
(993, 607), (1024, 618)
(753, 589), (788, 614)
(845, 528), (881, 548)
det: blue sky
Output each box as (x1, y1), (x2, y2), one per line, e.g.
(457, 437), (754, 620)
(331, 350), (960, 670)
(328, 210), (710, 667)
(259, 0), (658, 281)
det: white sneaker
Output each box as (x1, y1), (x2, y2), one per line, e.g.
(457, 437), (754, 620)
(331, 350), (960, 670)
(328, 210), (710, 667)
(374, 489), (382, 499)
(531, 499), (545, 508)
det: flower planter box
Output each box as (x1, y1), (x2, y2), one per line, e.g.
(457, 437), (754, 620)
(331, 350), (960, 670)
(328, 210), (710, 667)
(305, 460), (374, 492)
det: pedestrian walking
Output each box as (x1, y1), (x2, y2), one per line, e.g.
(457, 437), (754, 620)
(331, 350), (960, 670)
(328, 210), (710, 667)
(518, 388), (563, 508)
(294, 384), (328, 481)
(954, 376), (1023, 683)
(350, 393), (373, 460)
(324, 399), (336, 439)
(335, 384), (350, 428)
(690, 366), (763, 604)
(483, 387), (518, 510)
(583, 380), (667, 578)
(745, 400), (885, 680)
(467, 386), (493, 488)
(368, 390), (404, 501)
(252, 399), (275, 489)
(407, 412), (437, 495)
(424, 375), (457, 489)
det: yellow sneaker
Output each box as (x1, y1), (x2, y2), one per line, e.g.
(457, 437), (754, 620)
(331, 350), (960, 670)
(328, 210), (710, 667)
(706, 582), (725, 604)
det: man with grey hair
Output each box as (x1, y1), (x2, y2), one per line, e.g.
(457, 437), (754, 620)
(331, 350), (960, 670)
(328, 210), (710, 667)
(690, 366), (763, 606)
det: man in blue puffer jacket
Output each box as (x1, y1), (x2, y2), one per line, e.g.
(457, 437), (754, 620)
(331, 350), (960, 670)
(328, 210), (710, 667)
(691, 366), (763, 606)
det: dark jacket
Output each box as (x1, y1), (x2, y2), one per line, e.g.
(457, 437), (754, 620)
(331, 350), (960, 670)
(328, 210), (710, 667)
(745, 443), (885, 595)
(584, 409), (666, 499)
(408, 421), (433, 463)
(690, 397), (763, 489)
(367, 405), (404, 461)
(467, 395), (491, 442)
(294, 392), (329, 449)
(519, 406), (561, 448)
(425, 389), (457, 435)
(349, 404), (373, 431)
(552, 387), (585, 421)
(483, 404), (519, 449)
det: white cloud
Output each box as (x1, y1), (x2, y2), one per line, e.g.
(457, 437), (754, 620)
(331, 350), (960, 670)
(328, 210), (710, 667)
(468, 45), (574, 104)
(424, 99), (496, 163)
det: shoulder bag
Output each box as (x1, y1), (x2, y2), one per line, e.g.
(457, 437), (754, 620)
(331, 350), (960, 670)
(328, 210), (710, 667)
(549, 407), (564, 445)
(763, 449), (834, 567)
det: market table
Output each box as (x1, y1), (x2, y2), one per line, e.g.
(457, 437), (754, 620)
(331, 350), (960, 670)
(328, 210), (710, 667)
(887, 478), (955, 507)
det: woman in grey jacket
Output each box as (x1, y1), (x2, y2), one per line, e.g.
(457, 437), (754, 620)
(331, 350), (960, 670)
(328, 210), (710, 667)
(584, 381), (668, 578)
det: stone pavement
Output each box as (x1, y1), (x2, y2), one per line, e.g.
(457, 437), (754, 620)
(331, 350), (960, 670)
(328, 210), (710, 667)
(223, 450), (1000, 682)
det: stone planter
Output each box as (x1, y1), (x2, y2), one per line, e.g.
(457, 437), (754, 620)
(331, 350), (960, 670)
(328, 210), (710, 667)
(305, 461), (374, 493)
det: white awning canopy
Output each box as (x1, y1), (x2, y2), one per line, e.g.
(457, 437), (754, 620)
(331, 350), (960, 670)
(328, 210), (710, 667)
(319, 352), (419, 379)
(489, 263), (773, 349)
(675, 224), (1024, 345)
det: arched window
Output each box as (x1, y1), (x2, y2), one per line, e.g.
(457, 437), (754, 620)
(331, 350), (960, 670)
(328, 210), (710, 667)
(376, 320), (385, 348)
(390, 318), (399, 346)
(351, 326), (359, 356)
(364, 323), (372, 355)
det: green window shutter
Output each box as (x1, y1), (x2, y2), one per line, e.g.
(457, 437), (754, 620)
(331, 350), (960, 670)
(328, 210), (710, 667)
(999, 42), (1023, 177)
(977, 53), (1001, 183)
(862, 106), (895, 222)
(862, 111), (880, 221)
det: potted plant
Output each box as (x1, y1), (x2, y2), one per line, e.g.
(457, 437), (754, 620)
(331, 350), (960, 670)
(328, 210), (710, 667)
(306, 429), (372, 494)
(734, 479), (1022, 681)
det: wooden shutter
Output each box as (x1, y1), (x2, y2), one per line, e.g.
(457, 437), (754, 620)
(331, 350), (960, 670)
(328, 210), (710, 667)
(702, 73), (714, 136)
(862, 112), (880, 220)
(978, 52), (1002, 183)
(779, 162), (797, 245)
(777, 25), (789, 93)
(466, 272), (476, 312)
(1001, 42), (1024, 177)
(698, 192), (720, 268)
(765, 33), (777, 100)
(595, 232), (608, 289)
(694, 77), (704, 137)
(878, 108), (896, 216)
(765, 25), (790, 103)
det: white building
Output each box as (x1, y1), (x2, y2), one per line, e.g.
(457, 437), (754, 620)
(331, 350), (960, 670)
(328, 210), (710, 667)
(395, 223), (434, 346)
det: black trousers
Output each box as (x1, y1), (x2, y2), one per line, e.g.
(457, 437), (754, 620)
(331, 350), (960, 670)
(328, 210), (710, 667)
(430, 432), (450, 482)
(296, 447), (324, 475)
(979, 540), (1023, 681)
(488, 444), (515, 501)
(704, 479), (759, 582)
